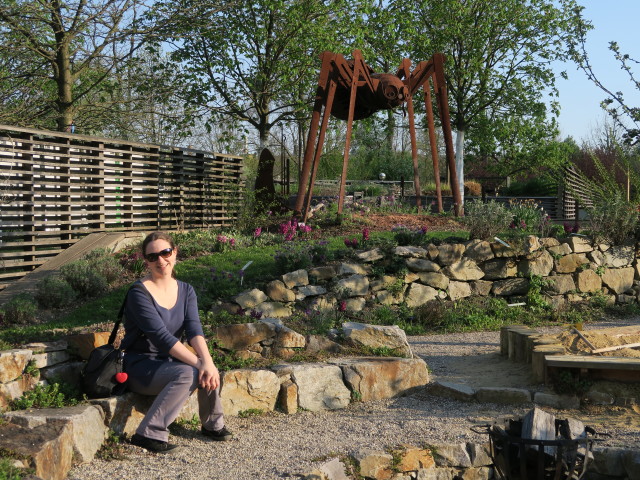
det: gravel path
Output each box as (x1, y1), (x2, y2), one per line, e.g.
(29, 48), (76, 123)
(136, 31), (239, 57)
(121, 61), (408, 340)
(68, 318), (640, 480)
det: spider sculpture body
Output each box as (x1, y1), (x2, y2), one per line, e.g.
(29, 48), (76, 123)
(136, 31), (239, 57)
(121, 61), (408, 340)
(293, 50), (462, 221)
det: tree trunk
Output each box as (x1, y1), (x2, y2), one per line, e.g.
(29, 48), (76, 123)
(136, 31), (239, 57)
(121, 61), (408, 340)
(54, 34), (74, 132)
(455, 129), (465, 207)
(385, 109), (395, 151)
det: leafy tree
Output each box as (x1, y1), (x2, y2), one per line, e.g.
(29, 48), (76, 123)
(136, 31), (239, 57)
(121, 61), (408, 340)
(406, 0), (589, 205)
(0, 0), (173, 132)
(166, 0), (346, 194)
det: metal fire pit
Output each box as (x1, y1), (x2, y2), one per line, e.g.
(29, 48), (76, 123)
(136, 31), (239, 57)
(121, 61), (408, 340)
(472, 420), (603, 480)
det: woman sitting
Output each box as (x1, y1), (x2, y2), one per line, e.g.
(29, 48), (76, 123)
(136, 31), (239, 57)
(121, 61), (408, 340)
(121, 231), (232, 454)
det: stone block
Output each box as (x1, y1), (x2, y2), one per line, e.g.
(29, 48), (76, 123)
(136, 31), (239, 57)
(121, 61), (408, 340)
(467, 442), (492, 467)
(215, 322), (275, 350)
(429, 381), (475, 402)
(546, 274), (576, 295)
(0, 349), (33, 383)
(448, 281), (472, 301)
(278, 379), (298, 414)
(442, 259), (484, 281)
(554, 253), (589, 273)
(31, 350), (72, 369)
(234, 288), (268, 308)
(282, 269), (309, 288)
(396, 445), (436, 471)
(406, 258), (441, 273)
(603, 244), (635, 267)
(308, 266), (337, 281)
(518, 250), (554, 277)
(66, 332), (110, 360)
(221, 369), (280, 416)
(567, 236), (593, 253)
(431, 443), (472, 467)
(338, 262), (370, 275)
(394, 246), (428, 258)
(4, 405), (107, 464)
(337, 357), (428, 401)
(354, 449), (394, 480)
(417, 272), (449, 290)
(463, 239), (494, 262)
(291, 364), (350, 411)
(342, 322), (412, 358)
(475, 387), (531, 404)
(601, 267), (635, 294)
(0, 421), (74, 480)
(356, 248), (384, 263)
(576, 269), (602, 293)
(491, 278), (530, 296)
(482, 258), (517, 280)
(253, 302), (292, 318)
(437, 244), (466, 266)
(319, 457), (350, 480)
(405, 283), (439, 307)
(336, 274), (369, 296)
(0, 375), (39, 409)
(265, 280), (296, 302)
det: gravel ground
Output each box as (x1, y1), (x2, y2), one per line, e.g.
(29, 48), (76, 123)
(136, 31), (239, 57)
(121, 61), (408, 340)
(68, 317), (640, 480)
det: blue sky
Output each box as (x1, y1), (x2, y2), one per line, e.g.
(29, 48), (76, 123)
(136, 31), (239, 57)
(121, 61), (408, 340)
(554, 0), (640, 143)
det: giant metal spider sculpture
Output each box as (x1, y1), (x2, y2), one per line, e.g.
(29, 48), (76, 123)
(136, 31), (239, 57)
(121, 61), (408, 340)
(293, 50), (462, 221)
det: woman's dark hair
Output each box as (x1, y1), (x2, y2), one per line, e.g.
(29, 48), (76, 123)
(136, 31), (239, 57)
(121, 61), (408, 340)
(142, 231), (177, 278)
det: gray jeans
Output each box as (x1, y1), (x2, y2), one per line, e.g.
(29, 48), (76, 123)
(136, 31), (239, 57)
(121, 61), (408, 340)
(125, 355), (224, 442)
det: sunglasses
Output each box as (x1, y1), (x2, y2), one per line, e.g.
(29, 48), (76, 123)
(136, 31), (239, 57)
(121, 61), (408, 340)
(145, 247), (174, 262)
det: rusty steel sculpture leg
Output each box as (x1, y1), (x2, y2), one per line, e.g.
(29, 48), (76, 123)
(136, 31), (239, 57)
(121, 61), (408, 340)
(303, 76), (338, 222)
(399, 58), (423, 212)
(336, 52), (362, 223)
(294, 52), (335, 218)
(424, 87), (443, 213)
(432, 53), (462, 216)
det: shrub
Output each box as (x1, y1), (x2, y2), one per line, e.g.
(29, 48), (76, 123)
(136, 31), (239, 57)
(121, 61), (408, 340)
(60, 260), (109, 298)
(392, 224), (429, 246)
(34, 276), (76, 309)
(9, 382), (80, 410)
(507, 198), (544, 233)
(586, 191), (639, 245)
(0, 457), (32, 480)
(464, 180), (482, 196)
(274, 241), (330, 275)
(461, 200), (512, 240)
(82, 249), (124, 285)
(1, 294), (38, 325)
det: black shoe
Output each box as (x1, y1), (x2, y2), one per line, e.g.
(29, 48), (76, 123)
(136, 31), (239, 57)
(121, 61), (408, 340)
(201, 426), (233, 441)
(130, 433), (181, 454)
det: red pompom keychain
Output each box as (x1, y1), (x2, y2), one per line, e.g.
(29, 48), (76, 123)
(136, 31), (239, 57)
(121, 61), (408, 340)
(115, 372), (128, 383)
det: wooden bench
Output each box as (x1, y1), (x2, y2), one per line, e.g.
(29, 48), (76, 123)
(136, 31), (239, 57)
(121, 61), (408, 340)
(545, 355), (640, 383)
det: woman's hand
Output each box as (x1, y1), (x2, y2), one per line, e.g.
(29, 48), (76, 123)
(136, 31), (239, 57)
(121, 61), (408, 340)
(197, 357), (220, 391)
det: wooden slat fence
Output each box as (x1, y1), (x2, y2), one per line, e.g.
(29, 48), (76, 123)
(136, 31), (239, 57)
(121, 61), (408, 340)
(0, 124), (243, 290)
(557, 165), (594, 220)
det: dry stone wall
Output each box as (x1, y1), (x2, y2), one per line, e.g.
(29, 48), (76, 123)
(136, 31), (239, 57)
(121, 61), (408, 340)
(217, 236), (640, 327)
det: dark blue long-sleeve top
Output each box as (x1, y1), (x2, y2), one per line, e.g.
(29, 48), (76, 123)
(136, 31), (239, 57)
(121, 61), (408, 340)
(120, 280), (204, 358)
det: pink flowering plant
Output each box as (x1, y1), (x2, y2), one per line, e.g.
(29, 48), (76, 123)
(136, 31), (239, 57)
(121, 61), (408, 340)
(278, 219), (313, 242)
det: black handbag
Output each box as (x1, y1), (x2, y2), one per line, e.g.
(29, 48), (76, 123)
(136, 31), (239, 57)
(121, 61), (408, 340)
(81, 283), (148, 398)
